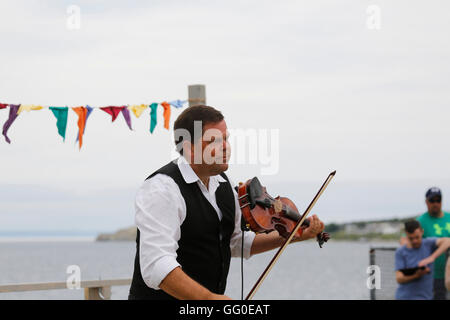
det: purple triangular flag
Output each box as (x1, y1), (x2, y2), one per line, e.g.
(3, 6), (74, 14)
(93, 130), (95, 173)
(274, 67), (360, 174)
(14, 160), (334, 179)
(2, 104), (20, 144)
(121, 106), (133, 130)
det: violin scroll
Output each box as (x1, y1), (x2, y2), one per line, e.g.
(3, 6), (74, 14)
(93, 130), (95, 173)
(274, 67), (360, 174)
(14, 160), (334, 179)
(299, 217), (331, 248)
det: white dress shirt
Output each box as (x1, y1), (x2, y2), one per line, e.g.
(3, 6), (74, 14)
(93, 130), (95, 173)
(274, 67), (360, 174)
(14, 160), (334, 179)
(135, 156), (256, 290)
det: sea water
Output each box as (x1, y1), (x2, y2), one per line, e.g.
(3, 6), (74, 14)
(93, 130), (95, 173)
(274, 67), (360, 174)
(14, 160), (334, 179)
(0, 239), (397, 300)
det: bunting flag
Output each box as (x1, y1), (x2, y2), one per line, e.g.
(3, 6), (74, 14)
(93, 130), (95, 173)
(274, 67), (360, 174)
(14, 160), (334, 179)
(100, 106), (133, 130)
(128, 104), (148, 118)
(100, 106), (124, 122)
(149, 103), (158, 134)
(17, 104), (44, 114)
(0, 97), (188, 147)
(161, 101), (171, 130)
(72, 106), (87, 149)
(169, 100), (187, 109)
(2, 104), (20, 144)
(76, 105), (93, 143)
(49, 107), (69, 141)
(121, 107), (133, 130)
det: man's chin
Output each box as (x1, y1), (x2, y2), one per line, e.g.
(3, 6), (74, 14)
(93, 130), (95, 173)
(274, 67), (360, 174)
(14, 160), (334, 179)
(211, 163), (229, 175)
(429, 210), (440, 217)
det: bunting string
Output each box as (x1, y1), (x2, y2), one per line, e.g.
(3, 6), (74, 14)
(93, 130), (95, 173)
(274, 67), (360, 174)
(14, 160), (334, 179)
(0, 100), (188, 148)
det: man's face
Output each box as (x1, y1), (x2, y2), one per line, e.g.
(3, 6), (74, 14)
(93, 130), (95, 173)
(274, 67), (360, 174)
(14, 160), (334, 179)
(406, 228), (423, 248)
(426, 196), (442, 216)
(188, 120), (231, 176)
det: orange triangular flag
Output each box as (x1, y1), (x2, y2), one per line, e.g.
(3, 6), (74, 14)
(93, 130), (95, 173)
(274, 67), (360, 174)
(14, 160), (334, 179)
(72, 106), (87, 149)
(160, 102), (171, 130)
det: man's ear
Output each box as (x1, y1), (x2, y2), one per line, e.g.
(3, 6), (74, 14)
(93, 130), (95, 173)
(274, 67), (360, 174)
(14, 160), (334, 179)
(182, 141), (192, 158)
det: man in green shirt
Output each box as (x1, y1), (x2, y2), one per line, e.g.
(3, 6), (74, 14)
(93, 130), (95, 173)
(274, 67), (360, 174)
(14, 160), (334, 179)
(417, 187), (450, 300)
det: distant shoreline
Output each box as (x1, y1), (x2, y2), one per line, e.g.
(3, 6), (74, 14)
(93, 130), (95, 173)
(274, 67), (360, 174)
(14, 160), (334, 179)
(0, 236), (96, 243)
(0, 235), (399, 244)
(1, 214), (413, 243)
(95, 223), (406, 243)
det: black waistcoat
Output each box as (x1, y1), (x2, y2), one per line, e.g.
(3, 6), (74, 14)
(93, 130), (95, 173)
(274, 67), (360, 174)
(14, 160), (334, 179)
(128, 161), (236, 300)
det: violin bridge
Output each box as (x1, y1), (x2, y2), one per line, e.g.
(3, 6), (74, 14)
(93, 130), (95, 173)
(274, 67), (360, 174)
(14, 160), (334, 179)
(273, 199), (283, 214)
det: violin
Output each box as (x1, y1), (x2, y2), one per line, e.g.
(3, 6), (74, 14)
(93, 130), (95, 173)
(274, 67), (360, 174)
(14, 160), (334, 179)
(236, 171), (336, 300)
(237, 177), (330, 247)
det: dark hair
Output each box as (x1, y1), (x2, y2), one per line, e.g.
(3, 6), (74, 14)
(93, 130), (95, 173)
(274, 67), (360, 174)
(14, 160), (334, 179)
(404, 220), (421, 234)
(173, 105), (224, 155)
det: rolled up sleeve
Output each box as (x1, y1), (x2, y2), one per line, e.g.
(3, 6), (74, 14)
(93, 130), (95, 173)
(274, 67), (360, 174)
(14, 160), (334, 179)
(147, 256), (182, 290)
(230, 229), (256, 259)
(135, 174), (186, 290)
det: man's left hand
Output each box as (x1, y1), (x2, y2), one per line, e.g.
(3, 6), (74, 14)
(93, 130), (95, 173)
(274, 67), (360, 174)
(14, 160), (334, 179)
(418, 256), (435, 267)
(293, 214), (325, 242)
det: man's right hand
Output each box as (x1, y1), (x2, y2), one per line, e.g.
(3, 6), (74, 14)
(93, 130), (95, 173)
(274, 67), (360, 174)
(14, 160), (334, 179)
(414, 267), (430, 278)
(160, 267), (233, 300)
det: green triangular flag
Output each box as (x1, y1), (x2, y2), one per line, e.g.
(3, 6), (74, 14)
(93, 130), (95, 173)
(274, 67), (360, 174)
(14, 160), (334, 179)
(49, 107), (68, 141)
(149, 103), (158, 133)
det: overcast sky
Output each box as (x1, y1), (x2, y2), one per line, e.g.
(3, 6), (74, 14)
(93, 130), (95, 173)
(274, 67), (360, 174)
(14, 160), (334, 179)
(1, 1), (450, 233)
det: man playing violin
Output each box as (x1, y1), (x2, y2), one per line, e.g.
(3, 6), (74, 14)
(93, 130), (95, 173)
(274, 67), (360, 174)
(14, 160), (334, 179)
(128, 105), (326, 300)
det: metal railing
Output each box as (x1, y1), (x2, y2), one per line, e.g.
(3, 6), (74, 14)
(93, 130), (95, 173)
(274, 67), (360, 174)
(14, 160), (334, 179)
(0, 278), (131, 300)
(369, 246), (397, 300)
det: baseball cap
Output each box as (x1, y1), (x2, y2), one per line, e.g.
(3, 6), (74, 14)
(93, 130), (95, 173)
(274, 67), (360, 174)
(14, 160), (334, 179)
(426, 187), (442, 200)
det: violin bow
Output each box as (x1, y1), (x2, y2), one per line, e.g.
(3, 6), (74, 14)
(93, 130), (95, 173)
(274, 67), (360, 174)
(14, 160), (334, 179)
(245, 170), (336, 300)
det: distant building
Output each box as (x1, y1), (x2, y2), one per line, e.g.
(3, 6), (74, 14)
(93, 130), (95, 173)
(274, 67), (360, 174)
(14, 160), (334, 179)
(344, 222), (402, 235)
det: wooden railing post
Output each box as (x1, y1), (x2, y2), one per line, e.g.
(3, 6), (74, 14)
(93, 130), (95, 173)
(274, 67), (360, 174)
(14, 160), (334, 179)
(188, 84), (206, 107)
(0, 278), (130, 300)
(84, 286), (111, 300)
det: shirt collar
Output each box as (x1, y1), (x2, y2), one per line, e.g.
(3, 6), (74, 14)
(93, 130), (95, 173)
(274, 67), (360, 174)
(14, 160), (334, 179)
(177, 156), (227, 184)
